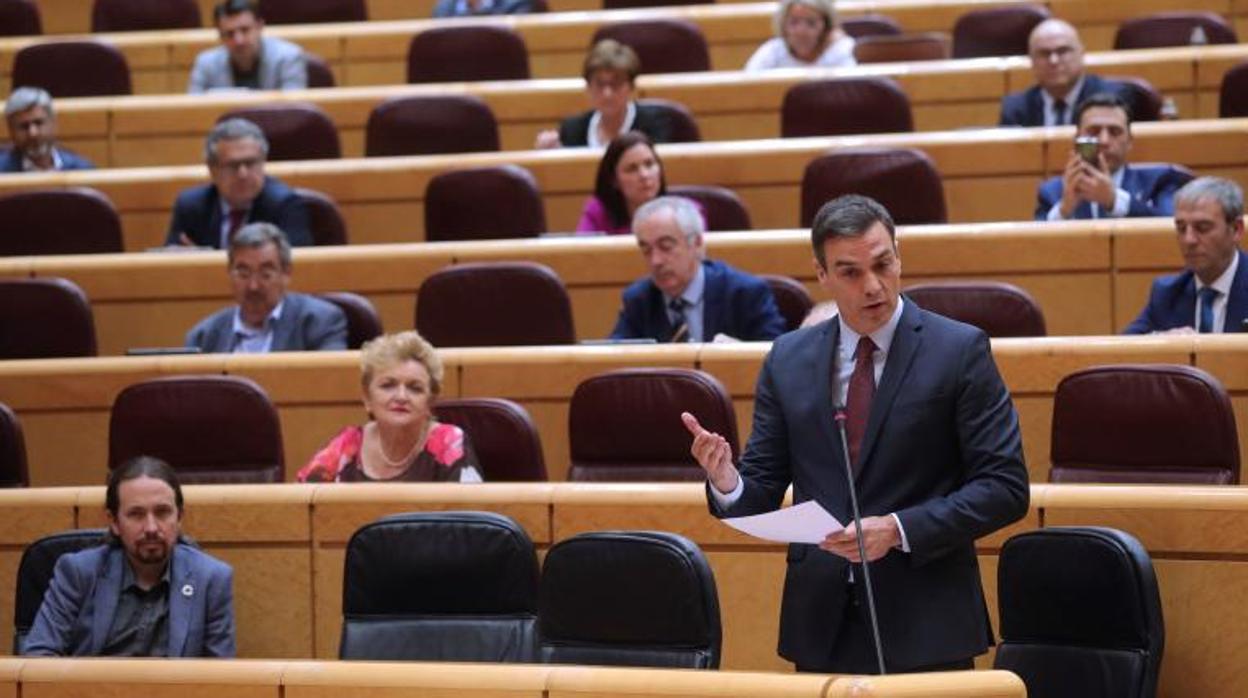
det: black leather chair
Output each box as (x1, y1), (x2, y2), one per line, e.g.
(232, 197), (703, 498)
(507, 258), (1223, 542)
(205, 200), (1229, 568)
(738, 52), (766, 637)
(995, 527), (1164, 698)
(14, 529), (108, 652)
(433, 398), (548, 482)
(340, 511), (540, 662)
(539, 531), (721, 668)
(0, 401), (29, 488)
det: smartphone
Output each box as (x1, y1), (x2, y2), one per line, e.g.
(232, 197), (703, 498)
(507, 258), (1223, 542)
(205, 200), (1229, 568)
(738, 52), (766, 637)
(1074, 136), (1099, 166)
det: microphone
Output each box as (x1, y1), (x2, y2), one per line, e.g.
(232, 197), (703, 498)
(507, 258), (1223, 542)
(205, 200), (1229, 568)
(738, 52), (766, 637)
(833, 406), (887, 675)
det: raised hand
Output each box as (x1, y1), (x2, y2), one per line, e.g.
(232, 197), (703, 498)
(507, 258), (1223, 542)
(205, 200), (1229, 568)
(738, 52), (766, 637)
(681, 411), (740, 493)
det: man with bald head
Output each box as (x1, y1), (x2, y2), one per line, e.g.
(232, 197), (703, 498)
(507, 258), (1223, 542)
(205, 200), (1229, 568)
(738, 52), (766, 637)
(999, 19), (1119, 127)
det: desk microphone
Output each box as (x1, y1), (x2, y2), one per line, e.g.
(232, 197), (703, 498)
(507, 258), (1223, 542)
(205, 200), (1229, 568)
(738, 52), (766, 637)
(833, 406), (887, 675)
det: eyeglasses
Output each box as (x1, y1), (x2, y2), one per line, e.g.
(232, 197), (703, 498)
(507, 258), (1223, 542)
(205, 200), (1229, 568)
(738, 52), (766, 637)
(213, 157), (263, 175)
(229, 265), (282, 283)
(1031, 46), (1076, 61)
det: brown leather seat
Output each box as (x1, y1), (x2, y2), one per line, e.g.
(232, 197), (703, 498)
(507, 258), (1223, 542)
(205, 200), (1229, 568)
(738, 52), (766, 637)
(0, 188), (124, 256)
(425, 165), (546, 242)
(801, 147), (945, 226)
(304, 52), (336, 88)
(0, 0), (40, 36)
(109, 375), (285, 484)
(0, 402), (30, 488)
(407, 26), (530, 83)
(365, 95), (500, 156)
(92, 0), (200, 31)
(316, 291), (382, 349)
(259, 0), (366, 24)
(1219, 61), (1248, 117)
(761, 275), (813, 333)
(12, 40), (131, 97)
(1107, 75), (1163, 122)
(218, 103), (341, 161)
(592, 20), (710, 74)
(904, 281), (1046, 338)
(568, 368), (737, 481)
(1050, 364), (1240, 484)
(636, 98), (700, 142)
(842, 14), (902, 38)
(433, 398), (548, 481)
(0, 277), (97, 358)
(1114, 11), (1237, 49)
(294, 188), (348, 246)
(781, 77), (912, 138)
(952, 4), (1049, 58)
(415, 262), (575, 347)
(854, 32), (951, 63)
(668, 184), (751, 231)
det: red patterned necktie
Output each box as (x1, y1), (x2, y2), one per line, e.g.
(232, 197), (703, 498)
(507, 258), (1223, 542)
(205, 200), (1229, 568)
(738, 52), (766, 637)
(845, 336), (877, 475)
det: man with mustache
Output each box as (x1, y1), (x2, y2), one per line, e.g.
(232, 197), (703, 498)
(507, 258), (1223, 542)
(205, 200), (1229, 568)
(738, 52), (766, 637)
(1, 87), (93, 172)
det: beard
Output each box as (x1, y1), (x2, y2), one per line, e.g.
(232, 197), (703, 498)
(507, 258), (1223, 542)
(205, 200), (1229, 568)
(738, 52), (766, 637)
(130, 536), (171, 566)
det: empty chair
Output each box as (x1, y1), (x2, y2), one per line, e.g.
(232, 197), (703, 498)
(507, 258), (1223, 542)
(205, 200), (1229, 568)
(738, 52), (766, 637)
(1050, 364), (1239, 484)
(366, 95), (499, 157)
(995, 527), (1163, 698)
(1109, 76), (1163, 122)
(92, 0), (200, 32)
(801, 147), (946, 226)
(854, 33), (951, 64)
(1114, 12), (1237, 49)
(841, 14), (902, 38)
(762, 275), (813, 332)
(218, 104), (340, 161)
(294, 188), (348, 246)
(11, 41), (131, 98)
(0, 278), (97, 359)
(316, 292), (382, 349)
(0, 0), (40, 36)
(0, 402), (29, 488)
(636, 98), (700, 143)
(952, 4), (1050, 58)
(109, 375), (285, 484)
(14, 529), (107, 652)
(568, 368), (737, 481)
(539, 531), (721, 668)
(592, 20), (710, 74)
(1219, 61), (1248, 117)
(415, 263), (574, 347)
(304, 52), (336, 88)
(407, 26), (529, 83)
(340, 511), (539, 661)
(668, 184), (751, 231)
(434, 398), (547, 481)
(259, 0), (366, 24)
(781, 77), (913, 138)
(425, 165), (545, 242)
(0, 188), (124, 256)
(904, 282), (1046, 337)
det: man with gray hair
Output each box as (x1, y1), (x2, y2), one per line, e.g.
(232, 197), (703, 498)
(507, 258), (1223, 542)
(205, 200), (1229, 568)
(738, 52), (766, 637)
(165, 118), (309, 249)
(186, 222), (346, 352)
(1125, 176), (1248, 334)
(609, 195), (785, 342)
(2, 87), (93, 172)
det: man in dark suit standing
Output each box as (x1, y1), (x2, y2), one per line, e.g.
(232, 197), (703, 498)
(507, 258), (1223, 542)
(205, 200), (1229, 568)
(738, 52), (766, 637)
(1126, 177), (1248, 334)
(683, 194), (1029, 673)
(999, 19), (1117, 127)
(1, 88), (94, 173)
(610, 196), (786, 342)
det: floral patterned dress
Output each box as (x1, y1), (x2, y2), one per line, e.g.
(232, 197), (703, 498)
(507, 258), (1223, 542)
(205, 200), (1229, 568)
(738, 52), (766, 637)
(296, 422), (482, 482)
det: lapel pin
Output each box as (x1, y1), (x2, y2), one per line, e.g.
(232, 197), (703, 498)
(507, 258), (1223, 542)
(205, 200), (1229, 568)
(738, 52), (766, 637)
(182, 584), (194, 598)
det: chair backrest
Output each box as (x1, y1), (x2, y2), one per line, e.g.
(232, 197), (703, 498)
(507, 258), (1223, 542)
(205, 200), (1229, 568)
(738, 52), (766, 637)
(668, 184), (751, 231)
(568, 368), (737, 481)
(1114, 11), (1237, 49)
(12, 41), (131, 98)
(1219, 61), (1248, 117)
(1050, 364), (1240, 484)
(1107, 75), (1163, 122)
(841, 14), (902, 38)
(415, 262), (575, 347)
(433, 398), (547, 481)
(602, 0), (703, 8)
(800, 147), (946, 226)
(316, 292), (382, 349)
(539, 531), (721, 668)
(0, 188), (124, 257)
(294, 187), (348, 246)
(218, 104), (340, 161)
(0, 0), (40, 36)
(0, 402), (29, 488)
(781, 77), (913, 138)
(761, 274), (813, 333)
(14, 529), (108, 652)
(592, 20), (710, 74)
(952, 4), (1050, 58)
(407, 26), (530, 83)
(340, 511), (539, 662)
(995, 527), (1164, 698)
(853, 32), (951, 63)
(424, 165), (546, 242)
(903, 281), (1046, 337)
(259, 0), (367, 24)
(304, 52), (336, 88)
(109, 375), (285, 484)
(92, 0), (200, 32)
(365, 95), (500, 157)
(0, 277), (97, 358)
(635, 98), (701, 142)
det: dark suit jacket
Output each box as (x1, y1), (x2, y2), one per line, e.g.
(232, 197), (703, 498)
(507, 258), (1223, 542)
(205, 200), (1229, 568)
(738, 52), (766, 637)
(186, 292), (348, 352)
(998, 73), (1117, 127)
(610, 259), (786, 342)
(165, 176), (311, 248)
(22, 543), (235, 657)
(558, 102), (673, 147)
(0, 147), (94, 172)
(1124, 249), (1248, 334)
(431, 0), (533, 16)
(1034, 163), (1192, 220)
(711, 300), (1029, 671)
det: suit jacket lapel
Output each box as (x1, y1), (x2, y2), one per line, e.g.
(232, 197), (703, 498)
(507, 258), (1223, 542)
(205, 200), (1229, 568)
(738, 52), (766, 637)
(167, 546), (192, 657)
(856, 302), (923, 473)
(90, 549), (124, 654)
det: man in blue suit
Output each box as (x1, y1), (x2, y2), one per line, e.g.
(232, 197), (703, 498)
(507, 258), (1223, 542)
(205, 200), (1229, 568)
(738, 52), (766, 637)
(1, 88), (93, 173)
(999, 19), (1117, 128)
(1035, 92), (1191, 221)
(684, 195), (1029, 673)
(23, 456), (235, 657)
(1126, 177), (1248, 334)
(610, 196), (786, 342)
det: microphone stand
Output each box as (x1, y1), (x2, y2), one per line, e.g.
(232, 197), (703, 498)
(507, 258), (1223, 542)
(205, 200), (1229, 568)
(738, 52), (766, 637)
(834, 407), (887, 675)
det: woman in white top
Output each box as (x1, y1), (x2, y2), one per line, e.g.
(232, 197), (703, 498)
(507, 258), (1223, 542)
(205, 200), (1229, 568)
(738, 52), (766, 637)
(744, 0), (856, 71)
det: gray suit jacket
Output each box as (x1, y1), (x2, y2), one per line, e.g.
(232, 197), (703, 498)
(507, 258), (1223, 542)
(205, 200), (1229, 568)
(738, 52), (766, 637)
(188, 36), (306, 93)
(186, 292), (348, 353)
(22, 543), (235, 657)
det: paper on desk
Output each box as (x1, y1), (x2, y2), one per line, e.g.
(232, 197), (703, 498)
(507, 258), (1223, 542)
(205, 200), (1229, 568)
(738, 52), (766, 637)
(722, 500), (844, 544)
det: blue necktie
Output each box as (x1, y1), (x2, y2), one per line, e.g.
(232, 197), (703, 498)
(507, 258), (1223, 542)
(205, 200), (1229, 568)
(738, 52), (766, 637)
(1198, 287), (1219, 333)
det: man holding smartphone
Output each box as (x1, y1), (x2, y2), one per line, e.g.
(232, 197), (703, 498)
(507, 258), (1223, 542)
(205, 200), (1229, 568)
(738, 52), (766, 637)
(1034, 92), (1192, 220)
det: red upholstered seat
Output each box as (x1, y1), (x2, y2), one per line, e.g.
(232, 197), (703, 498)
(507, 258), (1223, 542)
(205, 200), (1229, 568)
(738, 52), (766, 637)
(259, 0), (366, 24)
(91, 0), (200, 32)
(636, 98), (701, 143)
(416, 262), (575, 347)
(0, 277), (97, 359)
(1219, 61), (1248, 117)
(761, 274), (813, 332)
(952, 4), (1050, 58)
(1114, 11), (1237, 49)
(12, 40), (131, 97)
(304, 52), (336, 88)
(591, 20), (710, 74)
(294, 188), (348, 246)
(218, 103), (341, 160)
(433, 398), (548, 481)
(854, 32), (951, 63)
(0, 402), (29, 488)
(1107, 75), (1163, 122)
(904, 282), (1047, 338)
(0, 0), (40, 36)
(0, 188), (124, 256)
(316, 292), (382, 349)
(366, 95), (500, 156)
(668, 184), (752, 232)
(842, 14), (902, 38)
(800, 147), (946, 226)
(425, 165), (546, 242)
(781, 77), (913, 138)
(407, 26), (529, 83)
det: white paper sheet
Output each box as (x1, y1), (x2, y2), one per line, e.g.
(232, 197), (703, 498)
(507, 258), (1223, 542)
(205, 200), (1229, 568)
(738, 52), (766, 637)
(722, 500), (845, 544)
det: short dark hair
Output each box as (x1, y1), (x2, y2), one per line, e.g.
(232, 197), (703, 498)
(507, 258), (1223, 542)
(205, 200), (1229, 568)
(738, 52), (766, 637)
(1074, 91), (1132, 128)
(106, 456), (184, 518)
(213, 0), (262, 23)
(593, 131), (667, 229)
(810, 194), (895, 268)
